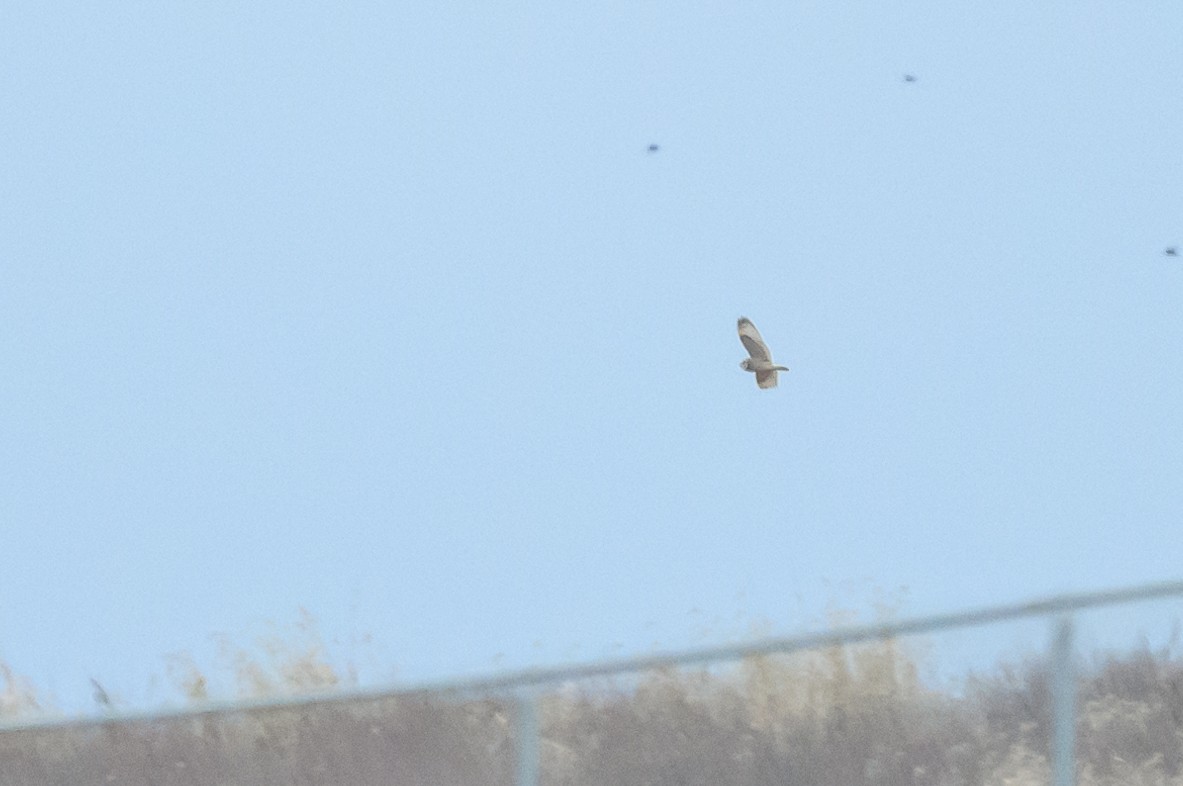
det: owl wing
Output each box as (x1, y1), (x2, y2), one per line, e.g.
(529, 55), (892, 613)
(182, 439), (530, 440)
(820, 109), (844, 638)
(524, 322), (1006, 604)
(755, 369), (779, 389)
(737, 317), (773, 362)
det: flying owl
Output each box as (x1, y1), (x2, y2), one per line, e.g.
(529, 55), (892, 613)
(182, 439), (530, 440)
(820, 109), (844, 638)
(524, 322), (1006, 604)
(737, 317), (788, 389)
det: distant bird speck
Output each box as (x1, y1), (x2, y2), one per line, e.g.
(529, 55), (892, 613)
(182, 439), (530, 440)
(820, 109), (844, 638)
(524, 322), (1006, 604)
(1166, 247), (1178, 257)
(647, 144), (660, 153)
(903, 74), (918, 83)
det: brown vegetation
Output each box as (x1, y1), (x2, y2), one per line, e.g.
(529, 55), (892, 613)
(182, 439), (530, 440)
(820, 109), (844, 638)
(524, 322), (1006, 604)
(2, 637), (1182, 785)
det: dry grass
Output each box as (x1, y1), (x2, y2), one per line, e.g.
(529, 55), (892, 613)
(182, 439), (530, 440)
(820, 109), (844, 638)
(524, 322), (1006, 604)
(0, 663), (41, 719)
(2, 622), (1182, 785)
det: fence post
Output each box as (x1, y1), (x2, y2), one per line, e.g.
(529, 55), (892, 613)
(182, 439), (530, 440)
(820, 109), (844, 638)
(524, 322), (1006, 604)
(514, 692), (539, 786)
(1050, 614), (1076, 786)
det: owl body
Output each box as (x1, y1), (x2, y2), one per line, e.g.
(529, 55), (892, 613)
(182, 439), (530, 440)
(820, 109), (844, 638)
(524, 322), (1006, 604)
(737, 317), (789, 389)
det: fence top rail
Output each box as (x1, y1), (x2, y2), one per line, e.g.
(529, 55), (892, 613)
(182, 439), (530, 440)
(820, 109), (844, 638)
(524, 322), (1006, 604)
(3, 578), (1181, 734)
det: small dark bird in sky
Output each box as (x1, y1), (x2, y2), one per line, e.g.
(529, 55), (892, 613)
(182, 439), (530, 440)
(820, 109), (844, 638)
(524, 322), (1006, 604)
(1166, 247), (1179, 257)
(647, 144), (660, 153)
(903, 74), (918, 83)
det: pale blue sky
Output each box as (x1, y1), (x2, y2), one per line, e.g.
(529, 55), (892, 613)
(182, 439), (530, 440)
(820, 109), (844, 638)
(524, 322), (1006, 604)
(2, 2), (1181, 713)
